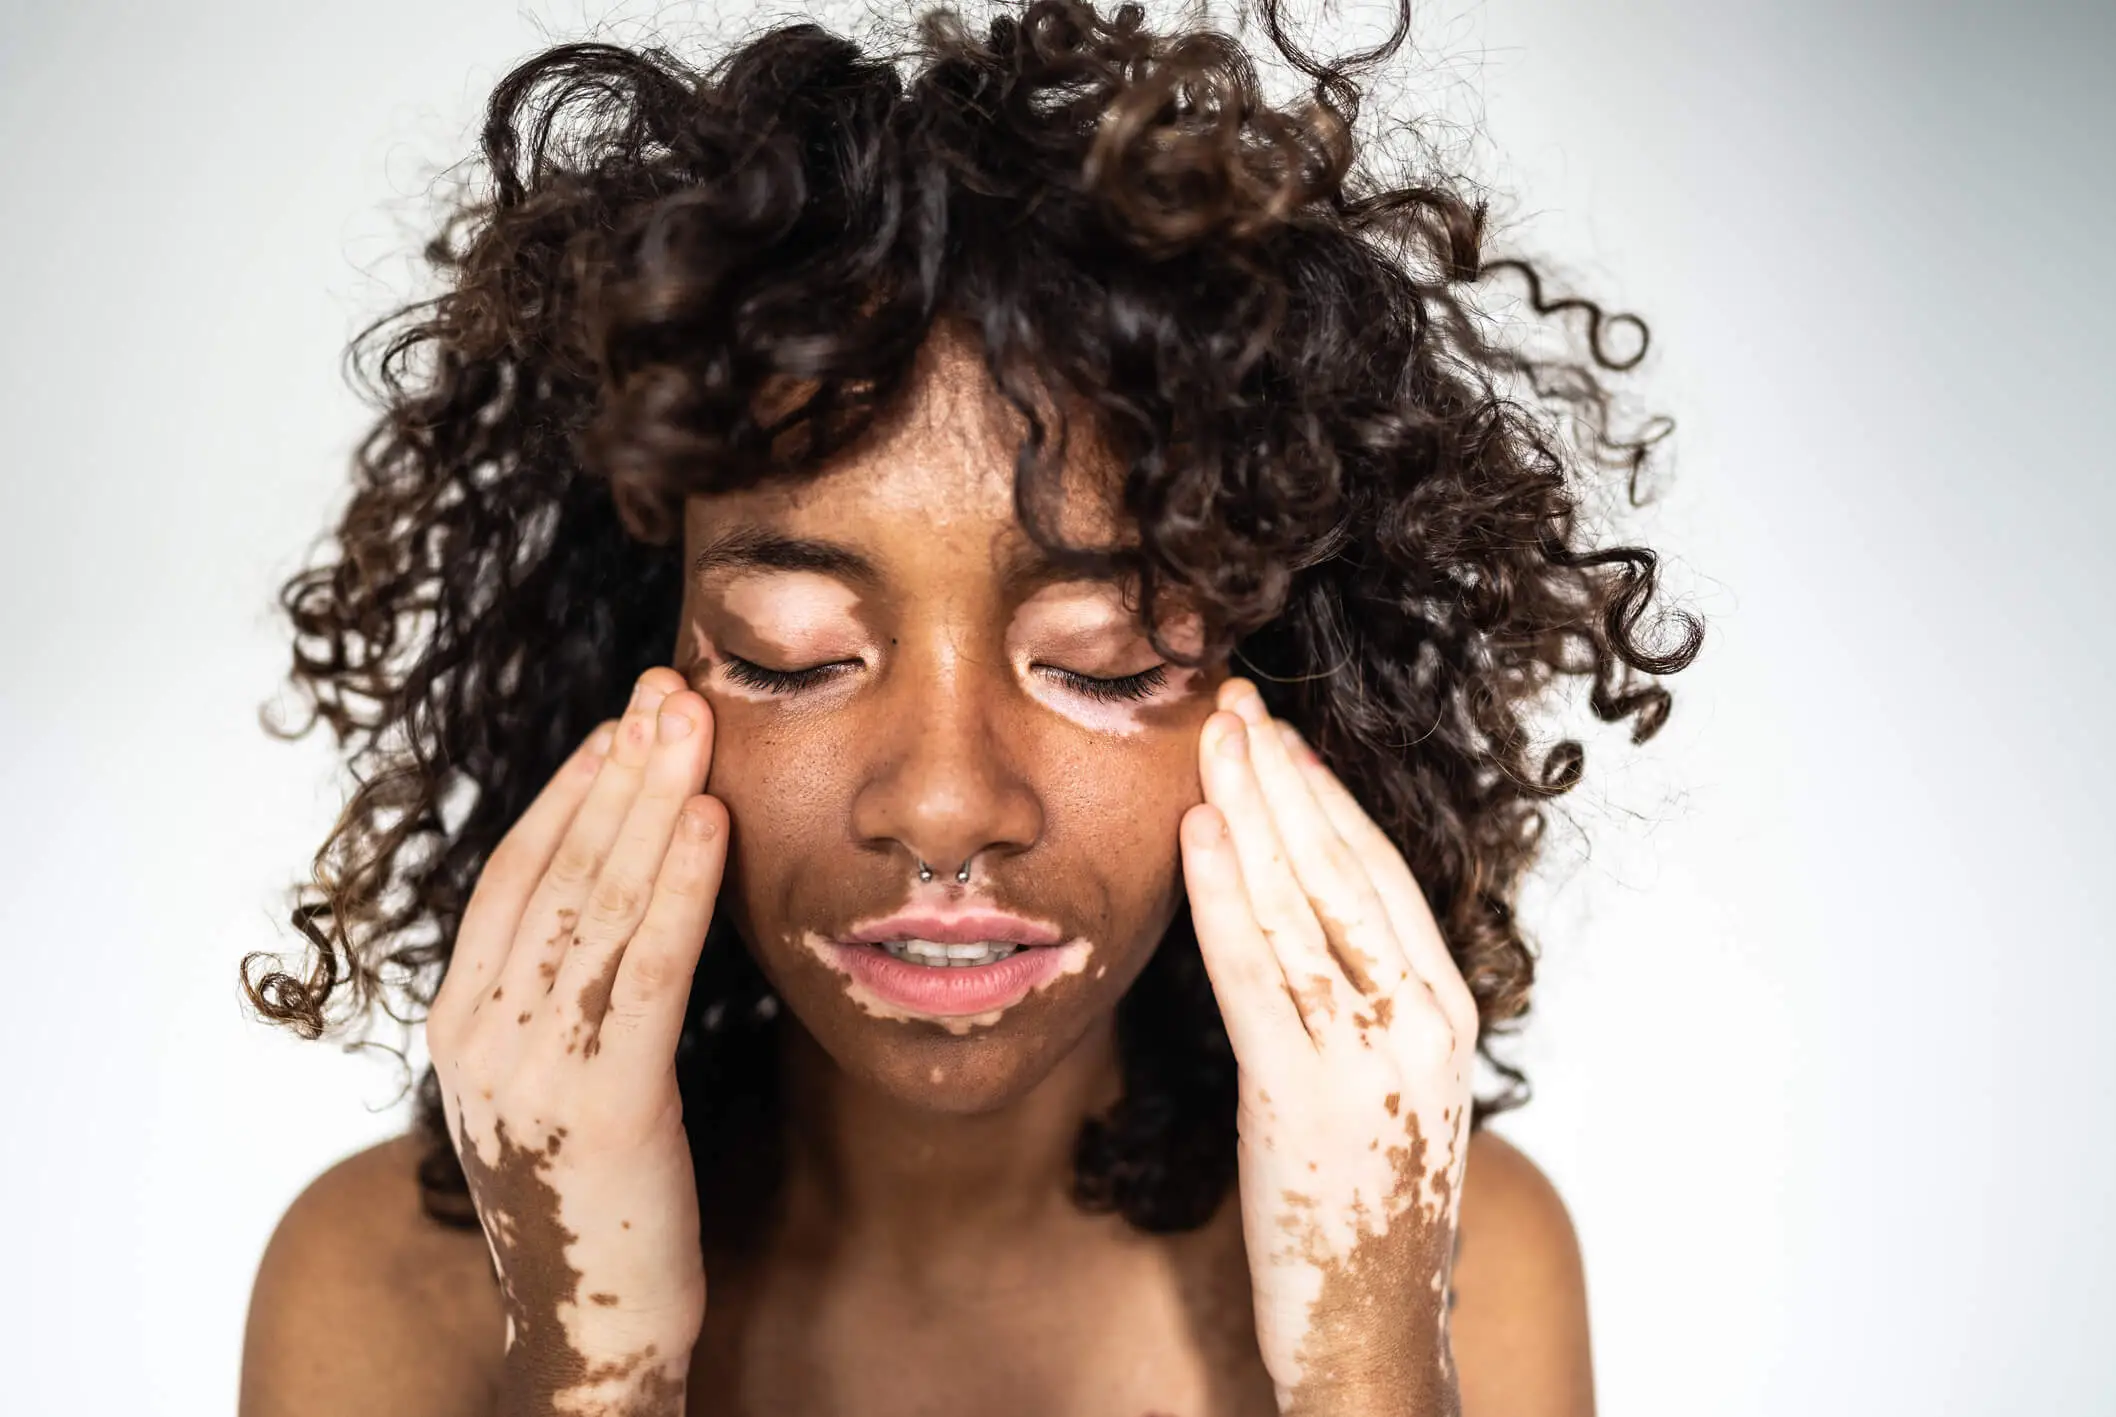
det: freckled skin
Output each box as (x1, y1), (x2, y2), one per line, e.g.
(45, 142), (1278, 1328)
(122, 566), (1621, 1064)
(672, 324), (1228, 1119)
(662, 324), (1291, 1414)
(479, 320), (1541, 1417)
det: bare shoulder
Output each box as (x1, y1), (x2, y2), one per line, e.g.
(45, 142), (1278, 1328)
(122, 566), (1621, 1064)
(1450, 1127), (1595, 1417)
(240, 1131), (505, 1417)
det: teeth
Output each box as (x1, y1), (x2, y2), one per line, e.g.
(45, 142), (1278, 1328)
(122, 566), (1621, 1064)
(878, 939), (1022, 967)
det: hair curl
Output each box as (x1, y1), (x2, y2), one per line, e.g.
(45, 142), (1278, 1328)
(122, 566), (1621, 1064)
(242, 0), (1702, 1256)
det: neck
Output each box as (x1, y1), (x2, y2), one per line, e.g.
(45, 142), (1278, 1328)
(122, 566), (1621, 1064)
(774, 1014), (1124, 1277)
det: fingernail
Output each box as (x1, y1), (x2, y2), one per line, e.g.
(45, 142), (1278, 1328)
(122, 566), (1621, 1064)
(658, 706), (694, 742)
(1217, 716), (1248, 760)
(588, 723), (617, 755)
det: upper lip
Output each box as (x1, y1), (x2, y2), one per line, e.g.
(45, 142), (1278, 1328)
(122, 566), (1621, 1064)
(841, 909), (1063, 947)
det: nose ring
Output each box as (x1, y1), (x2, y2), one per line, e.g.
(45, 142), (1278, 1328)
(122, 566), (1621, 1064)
(917, 858), (973, 884)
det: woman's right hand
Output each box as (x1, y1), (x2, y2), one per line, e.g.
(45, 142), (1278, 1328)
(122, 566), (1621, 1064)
(424, 666), (727, 1417)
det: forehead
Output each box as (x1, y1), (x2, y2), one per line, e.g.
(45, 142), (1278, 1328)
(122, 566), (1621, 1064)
(684, 323), (1132, 570)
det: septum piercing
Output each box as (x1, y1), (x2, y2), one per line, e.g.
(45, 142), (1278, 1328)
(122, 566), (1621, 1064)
(917, 858), (973, 884)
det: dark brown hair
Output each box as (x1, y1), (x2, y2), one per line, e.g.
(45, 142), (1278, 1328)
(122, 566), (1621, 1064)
(242, 0), (1701, 1252)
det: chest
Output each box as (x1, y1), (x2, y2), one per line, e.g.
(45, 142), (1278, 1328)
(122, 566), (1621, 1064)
(685, 1210), (1280, 1417)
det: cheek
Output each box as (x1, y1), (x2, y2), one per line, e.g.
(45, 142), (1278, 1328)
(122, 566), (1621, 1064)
(1057, 736), (1206, 920)
(692, 722), (828, 904)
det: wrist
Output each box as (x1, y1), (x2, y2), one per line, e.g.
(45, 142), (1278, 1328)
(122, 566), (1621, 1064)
(1279, 1382), (1460, 1417)
(1272, 1342), (1460, 1417)
(498, 1328), (694, 1417)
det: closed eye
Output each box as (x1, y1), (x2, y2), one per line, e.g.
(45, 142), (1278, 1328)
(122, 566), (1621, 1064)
(719, 654), (1169, 704)
(718, 654), (859, 694)
(1039, 663), (1169, 703)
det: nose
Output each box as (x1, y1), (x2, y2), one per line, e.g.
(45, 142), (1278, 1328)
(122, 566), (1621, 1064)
(849, 641), (1043, 880)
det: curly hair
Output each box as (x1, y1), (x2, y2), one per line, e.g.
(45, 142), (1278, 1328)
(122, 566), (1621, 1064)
(241, 0), (1702, 1259)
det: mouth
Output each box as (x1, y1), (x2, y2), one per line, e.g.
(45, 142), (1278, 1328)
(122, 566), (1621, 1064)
(839, 909), (1063, 952)
(824, 906), (1080, 1018)
(826, 938), (1082, 1017)
(866, 939), (1030, 967)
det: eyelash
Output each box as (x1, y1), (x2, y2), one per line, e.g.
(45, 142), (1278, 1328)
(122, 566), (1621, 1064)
(718, 656), (854, 696)
(717, 656), (1169, 704)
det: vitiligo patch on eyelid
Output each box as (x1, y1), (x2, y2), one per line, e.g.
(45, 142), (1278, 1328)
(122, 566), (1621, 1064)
(686, 572), (1202, 729)
(687, 572), (868, 703)
(1006, 582), (1204, 737)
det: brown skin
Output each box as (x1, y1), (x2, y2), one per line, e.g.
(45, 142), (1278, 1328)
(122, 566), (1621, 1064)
(241, 330), (1595, 1415)
(674, 327), (1223, 1246)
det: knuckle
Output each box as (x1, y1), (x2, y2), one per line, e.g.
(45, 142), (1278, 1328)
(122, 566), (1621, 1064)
(424, 1006), (462, 1060)
(600, 999), (654, 1039)
(1449, 987), (1483, 1039)
(659, 851), (711, 900)
(621, 949), (680, 997)
(435, 1046), (492, 1102)
(545, 840), (602, 889)
(1413, 1014), (1459, 1067)
(587, 871), (648, 923)
(1316, 835), (1358, 881)
(478, 837), (528, 891)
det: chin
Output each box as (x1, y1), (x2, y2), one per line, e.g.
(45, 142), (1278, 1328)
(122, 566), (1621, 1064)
(789, 977), (1111, 1110)
(855, 1032), (1076, 1114)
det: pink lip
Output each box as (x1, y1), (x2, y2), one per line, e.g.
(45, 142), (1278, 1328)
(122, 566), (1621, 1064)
(840, 910), (1063, 947)
(827, 940), (1076, 1017)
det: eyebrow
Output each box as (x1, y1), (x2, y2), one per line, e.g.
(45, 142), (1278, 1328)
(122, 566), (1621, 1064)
(691, 527), (880, 587)
(689, 525), (1128, 598)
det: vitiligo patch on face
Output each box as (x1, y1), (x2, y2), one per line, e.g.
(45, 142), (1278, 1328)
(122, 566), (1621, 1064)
(796, 928), (1094, 1036)
(722, 571), (866, 652)
(684, 562), (1212, 736)
(1006, 582), (1205, 737)
(685, 573), (869, 704)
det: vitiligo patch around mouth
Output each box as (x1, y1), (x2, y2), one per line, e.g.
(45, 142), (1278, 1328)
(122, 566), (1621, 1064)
(798, 929), (1094, 1035)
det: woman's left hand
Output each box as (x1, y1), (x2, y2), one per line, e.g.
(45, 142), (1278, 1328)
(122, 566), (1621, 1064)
(1181, 677), (1478, 1417)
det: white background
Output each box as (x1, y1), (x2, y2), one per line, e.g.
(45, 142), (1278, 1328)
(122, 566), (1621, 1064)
(2, 1), (2110, 1411)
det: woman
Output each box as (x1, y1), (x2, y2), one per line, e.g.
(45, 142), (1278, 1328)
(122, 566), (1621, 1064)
(238, 1), (1699, 1413)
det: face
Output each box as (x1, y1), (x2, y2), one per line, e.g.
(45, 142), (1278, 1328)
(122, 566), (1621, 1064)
(670, 324), (1228, 1115)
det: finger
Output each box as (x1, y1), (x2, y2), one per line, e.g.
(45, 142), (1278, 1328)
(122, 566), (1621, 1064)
(491, 668), (681, 1018)
(1245, 713), (1437, 1055)
(1179, 802), (1313, 1068)
(596, 793), (729, 1071)
(548, 688), (716, 1060)
(1225, 685), (1418, 1007)
(431, 719), (615, 1034)
(1280, 721), (1479, 1039)
(1198, 708), (1349, 1043)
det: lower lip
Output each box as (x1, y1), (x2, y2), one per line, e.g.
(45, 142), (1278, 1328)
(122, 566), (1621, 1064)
(828, 942), (1071, 1017)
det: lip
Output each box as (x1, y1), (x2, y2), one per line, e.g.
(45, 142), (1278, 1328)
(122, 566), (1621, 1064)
(827, 940), (1078, 1017)
(839, 909), (1063, 948)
